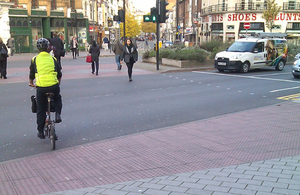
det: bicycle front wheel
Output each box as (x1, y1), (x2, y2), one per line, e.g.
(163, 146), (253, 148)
(50, 124), (56, 150)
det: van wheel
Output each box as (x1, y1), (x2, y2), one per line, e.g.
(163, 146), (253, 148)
(275, 60), (285, 71)
(240, 62), (249, 73)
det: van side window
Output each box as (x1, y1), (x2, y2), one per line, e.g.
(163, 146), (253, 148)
(254, 42), (264, 52)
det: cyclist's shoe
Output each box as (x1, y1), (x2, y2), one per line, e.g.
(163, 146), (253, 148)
(37, 132), (45, 139)
(55, 113), (62, 123)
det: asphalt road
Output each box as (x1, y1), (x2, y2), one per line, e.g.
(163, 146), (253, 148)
(1, 56), (299, 162)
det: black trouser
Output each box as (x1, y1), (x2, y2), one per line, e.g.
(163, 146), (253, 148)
(0, 59), (7, 78)
(126, 62), (134, 79)
(54, 54), (62, 69)
(36, 84), (62, 133)
(71, 48), (76, 59)
(91, 60), (99, 74)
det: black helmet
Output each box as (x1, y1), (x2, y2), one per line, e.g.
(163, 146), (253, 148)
(37, 38), (49, 52)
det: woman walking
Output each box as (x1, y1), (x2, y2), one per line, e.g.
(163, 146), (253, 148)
(0, 37), (8, 79)
(121, 38), (138, 82)
(70, 36), (78, 59)
(89, 41), (100, 75)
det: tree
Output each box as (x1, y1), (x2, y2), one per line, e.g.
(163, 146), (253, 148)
(141, 22), (156, 34)
(141, 12), (156, 34)
(261, 0), (281, 32)
(120, 12), (141, 38)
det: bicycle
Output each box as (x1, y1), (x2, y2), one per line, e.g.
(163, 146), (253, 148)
(44, 92), (57, 150)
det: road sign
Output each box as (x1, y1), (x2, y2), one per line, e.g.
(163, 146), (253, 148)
(244, 23), (251, 29)
(144, 15), (156, 22)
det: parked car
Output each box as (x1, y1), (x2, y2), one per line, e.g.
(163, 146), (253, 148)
(164, 41), (173, 48)
(292, 54), (300, 78)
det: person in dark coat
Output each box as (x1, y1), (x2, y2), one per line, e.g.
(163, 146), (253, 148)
(50, 33), (64, 69)
(89, 41), (100, 75)
(120, 38), (138, 82)
(112, 40), (123, 70)
(0, 37), (9, 79)
(70, 36), (78, 59)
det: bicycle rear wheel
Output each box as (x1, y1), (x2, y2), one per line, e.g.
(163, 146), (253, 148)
(50, 124), (56, 150)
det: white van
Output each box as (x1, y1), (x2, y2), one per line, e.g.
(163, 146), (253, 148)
(214, 33), (288, 73)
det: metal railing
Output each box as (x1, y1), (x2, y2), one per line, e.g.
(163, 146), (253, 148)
(201, 2), (300, 15)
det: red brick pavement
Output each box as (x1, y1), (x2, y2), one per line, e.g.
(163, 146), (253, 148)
(0, 63), (155, 85)
(0, 101), (299, 195)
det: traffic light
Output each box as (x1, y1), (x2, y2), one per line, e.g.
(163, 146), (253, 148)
(144, 7), (157, 22)
(113, 9), (125, 22)
(118, 9), (125, 22)
(159, 0), (169, 23)
(113, 15), (120, 22)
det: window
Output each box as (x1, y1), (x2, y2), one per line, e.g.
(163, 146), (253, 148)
(51, 0), (56, 10)
(32, 0), (38, 9)
(288, 0), (295, 9)
(227, 25), (234, 30)
(70, 0), (75, 10)
(254, 42), (264, 52)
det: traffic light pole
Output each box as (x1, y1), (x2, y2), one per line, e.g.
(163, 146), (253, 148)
(156, 0), (160, 70)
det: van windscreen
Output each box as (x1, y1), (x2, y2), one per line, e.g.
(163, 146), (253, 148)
(227, 42), (256, 52)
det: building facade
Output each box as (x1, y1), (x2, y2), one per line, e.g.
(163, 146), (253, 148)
(200, 0), (300, 44)
(2, 0), (90, 53)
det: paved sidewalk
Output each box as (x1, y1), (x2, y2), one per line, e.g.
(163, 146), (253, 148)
(1, 102), (299, 195)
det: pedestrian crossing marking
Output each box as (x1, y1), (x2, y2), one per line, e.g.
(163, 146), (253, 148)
(277, 93), (300, 101)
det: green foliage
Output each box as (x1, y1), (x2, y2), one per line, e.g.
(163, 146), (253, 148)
(287, 42), (300, 60)
(143, 45), (209, 61)
(200, 41), (232, 59)
(200, 41), (223, 52)
(261, 0), (281, 32)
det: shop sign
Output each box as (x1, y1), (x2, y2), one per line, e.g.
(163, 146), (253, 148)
(211, 13), (300, 22)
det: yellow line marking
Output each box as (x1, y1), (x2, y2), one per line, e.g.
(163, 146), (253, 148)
(277, 93), (300, 100)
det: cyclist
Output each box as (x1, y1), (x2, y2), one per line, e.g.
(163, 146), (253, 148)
(29, 38), (62, 139)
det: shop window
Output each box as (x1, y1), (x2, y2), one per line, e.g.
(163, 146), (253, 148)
(60, 21), (64, 27)
(37, 21), (42, 27)
(23, 21), (28, 26)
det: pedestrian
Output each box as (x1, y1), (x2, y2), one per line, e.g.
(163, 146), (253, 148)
(0, 37), (8, 79)
(85, 40), (89, 52)
(70, 36), (78, 59)
(103, 37), (109, 51)
(89, 40), (100, 76)
(120, 38), (138, 82)
(6, 37), (15, 56)
(50, 32), (64, 69)
(29, 38), (62, 139)
(112, 40), (123, 70)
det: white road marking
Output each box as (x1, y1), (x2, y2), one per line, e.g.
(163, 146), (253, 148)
(193, 71), (300, 83)
(193, 71), (300, 93)
(270, 86), (300, 93)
